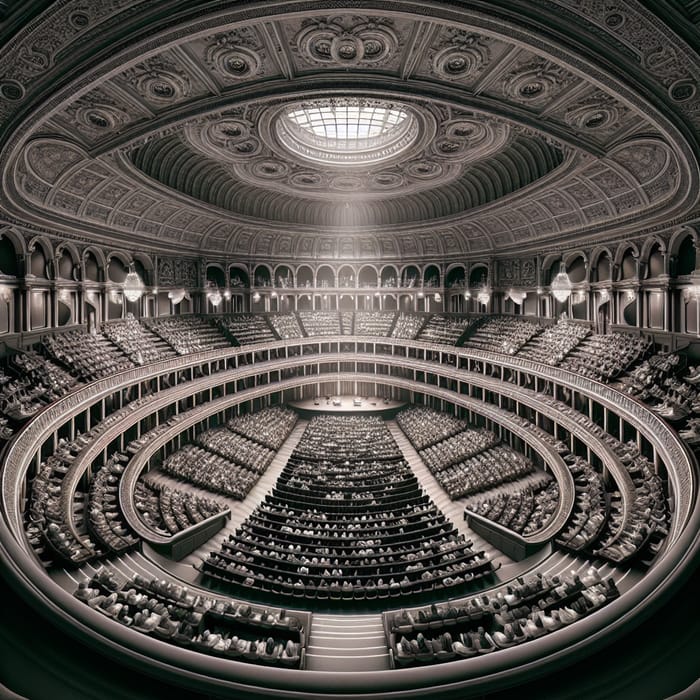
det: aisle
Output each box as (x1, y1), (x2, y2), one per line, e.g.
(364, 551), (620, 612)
(386, 420), (512, 571)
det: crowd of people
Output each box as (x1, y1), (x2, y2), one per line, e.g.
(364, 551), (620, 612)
(226, 407), (298, 450)
(467, 478), (560, 536)
(102, 314), (176, 365)
(145, 317), (231, 354)
(387, 567), (619, 665)
(134, 478), (227, 535)
(461, 317), (542, 355)
(298, 312), (341, 336)
(202, 415), (494, 607)
(216, 314), (277, 346)
(73, 569), (305, 668)
(417, 315), (471, 345)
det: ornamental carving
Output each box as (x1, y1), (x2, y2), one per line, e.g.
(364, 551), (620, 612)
(431, 31), (490, 80)
(204, 29), (264, 81)
(294, 16), (399, 67)
(121, 56), (192, 106)
(502, 59), (573, 104)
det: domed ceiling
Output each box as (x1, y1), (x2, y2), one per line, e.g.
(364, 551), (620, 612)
(0, 1), (698, 260)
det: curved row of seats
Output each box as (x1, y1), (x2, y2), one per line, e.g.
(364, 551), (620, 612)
(133, 479), (227, 535)
(74, 569), (306, 668)
(202, 415), (494, 608)
(467, 478), (560, 536)
(385, 567), (619, 666)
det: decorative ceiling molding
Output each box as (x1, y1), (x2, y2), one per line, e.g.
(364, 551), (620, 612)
(0, 1), (697, 261)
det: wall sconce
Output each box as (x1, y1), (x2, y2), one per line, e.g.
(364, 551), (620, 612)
(464, 290), (471, 300)
(0, 285), (12, 302)
(252, 291), (261, 302)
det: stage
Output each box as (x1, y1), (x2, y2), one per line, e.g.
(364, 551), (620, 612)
(288, 395), (407, 419)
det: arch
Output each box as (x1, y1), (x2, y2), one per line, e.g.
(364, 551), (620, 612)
(274, 264), (293, 288)
(358, 265), (378, 287)
(82, 247), (106, 283)
(469, 263), (488, 287)
(400, 264), (419, 287)
(0, 227), (23, 277)
(423, 264), (441, 287)
(0, 226), (27, 258)
(645, 239), (666, 279)
(107, 252), (130, 284)
(253, 264), (272, 286)
(316, 265), (335, 288)
(55, 242), (80, 281)
(133, 252), (155, 285)
(337, 264), (356, 287)
(668, 228), (697, 276)
(565, 252), (587, 284)
(228, 264), (249, 288)
(380, 265), (398, 287)
(206, 264), (226, 287)
(27, 235), (54, 278)
(588, 247), (613, 284)
(296, 265), (313, 288)
(445, 264), (466, 288)
(616, 243), (640, 281)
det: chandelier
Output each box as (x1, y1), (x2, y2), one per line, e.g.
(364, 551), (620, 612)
(123, 264), (145, 302)
(207, 287), (222, 308)
(508, 289), (527, 305)
(550, 262), (572, 303)
(168, 288), (187, 305)
(477, 284), (491, 306)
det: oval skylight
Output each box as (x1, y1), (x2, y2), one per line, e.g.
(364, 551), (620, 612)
(276, 99), (418, 166)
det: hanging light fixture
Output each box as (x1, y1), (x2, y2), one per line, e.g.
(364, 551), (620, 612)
(477, 277), (491, 306)
(508, 289), (527, 305)
(434, 292), (441, 302)
(464, 290), (471, 300)
(208, 287), (222, 308)
(550, 262), (572, 303)
(252, 291), (261, 302)
(168, 288), (187, 305)
(123, 263), (145, 302)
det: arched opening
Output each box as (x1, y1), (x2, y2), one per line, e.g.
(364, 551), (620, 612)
(446, 266), (466, 288)
(254, 265), (272, 287)
(567, 255), (586, 283)
(338, 265), (355, 288)
(648, 242), (665, 278)
(358, 266), (378, 288)
(296, 266), (313, 288)
(275, 265), (293, 288)
(380, 265), (398, 288)
(469, 264), (488, 288)
(677, 236), (695, 276)
(423, 264), (440, 288)
(620, 248), (638, 280)
(316, 265), (335, 288)
(401, 265), (419, 288)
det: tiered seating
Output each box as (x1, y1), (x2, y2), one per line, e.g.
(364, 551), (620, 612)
(298, 312), (341, 336)
(102, 314), (176, 365)
(517, 320), (590, 365)
(43, 329), (133, 380)
(87, 453), (139, 552)
(268, 314), (304, 339)
(145, 317), (230, 354)
(468, 477), (559, 535)
(203, 415), (493, 607)
(197, 428), (275, 473)
(134, 479), (227, 535)
(432, 445), (536, 499)
(417, 315), (471, 345)
(160, 445), (261, 499)
(217, 314), (276, 345)
(419, 429), (499, 474)
(352, 311), (394, 336)
(391, 313), (424, 339)
(386, 567), (619, 666)
(1, 351), (78, 420)
(592, 441), (668, 564)
(74, 570), (306, 669)
(560, 332), (650, 381)
(396, 407), (468, 450)
(556, 456), (609, 551)
(25, 435), (96, 564)
(226, 407), (298, 450)
(461, 316), (541, 355)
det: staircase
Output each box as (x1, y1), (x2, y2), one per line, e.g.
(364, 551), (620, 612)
(305, 614), (391, 671)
